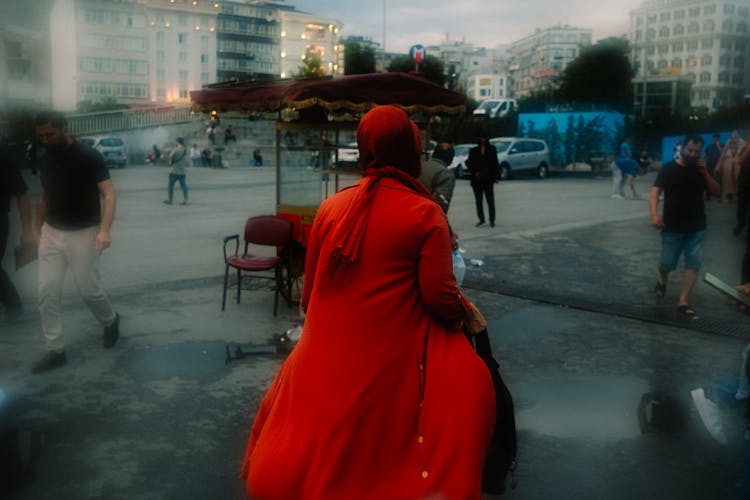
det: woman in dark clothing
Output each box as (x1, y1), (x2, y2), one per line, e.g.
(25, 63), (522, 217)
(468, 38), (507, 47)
(465, 134), (500, 227)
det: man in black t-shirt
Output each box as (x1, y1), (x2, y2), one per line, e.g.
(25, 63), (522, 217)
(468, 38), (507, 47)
(649, 134), (721, 317)
(32, 111), (120, 373)
(0, 149), (33, 320)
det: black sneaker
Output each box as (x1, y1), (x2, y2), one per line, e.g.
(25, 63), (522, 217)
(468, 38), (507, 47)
(163, 200), (173, 205)
(103, 313), (120, 348)
(31, 350), (67, 374)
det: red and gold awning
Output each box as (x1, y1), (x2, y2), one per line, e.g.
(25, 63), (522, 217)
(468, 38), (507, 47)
(190, 72), (465, 116)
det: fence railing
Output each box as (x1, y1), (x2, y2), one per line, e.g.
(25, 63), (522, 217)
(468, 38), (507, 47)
(66, 105), (196, 136)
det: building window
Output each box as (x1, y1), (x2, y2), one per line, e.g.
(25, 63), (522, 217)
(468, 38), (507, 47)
(672, 58), (682, 68)
(156, 31), (164, 47)
(718, 71), (729, 83)
(673, 24), (684, 35)
(179, 89), (189, 98)
(702, 39), (714, 49)
(700, 71), (711, 82)
(724, 4), (736, 14)
(723, 20), (734, 32)
(689, 7), (700, 17)
(685, 72), (696, 82)
(673, 42), (683, 52)
(179, 70), (188, 81)
(739, 6), (749, 16)
(201, 36), (209, 50)
(157, 88), (165, 98)
(178, 33), (188, 44)
(733, 72), (743, 84)
(687, 40), (698, 50)
(704, 4), (717, 14)
(735, 56), (745, 68)
(701, 54), (712, 65)
(200, 54), (208, 64)
(157, 69), (165, 81)
(660, 12), (671, 21)
(201, 71), (209, 83)
(704, 20), (715, 32)
(699, 90), (710, 99)
(719, 54), (731, 66)
(674, 9), (685, 19)
(178, 14), (188, 26)
(647, 46), (655, 55)
(659, 26), (670, 37)
(647, 15), (657, 23)
(738, 23), (748, 34)
(637, 16), (644, 25)
(688, 22), (699, 33)
(659, 44), (669, 54)
(647, 28), (656, 40)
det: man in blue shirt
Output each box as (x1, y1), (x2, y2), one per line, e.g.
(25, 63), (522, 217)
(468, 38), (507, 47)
(620, 136), (632, 159)
(611, 157), (646, 199)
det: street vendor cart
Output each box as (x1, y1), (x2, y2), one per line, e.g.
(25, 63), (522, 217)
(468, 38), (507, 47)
(191, 72), (465, 301)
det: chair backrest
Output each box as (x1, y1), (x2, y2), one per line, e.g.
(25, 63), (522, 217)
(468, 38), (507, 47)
(244, 215), (292, 246)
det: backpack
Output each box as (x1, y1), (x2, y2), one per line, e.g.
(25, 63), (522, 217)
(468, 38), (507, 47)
(468, 329), (518, 495)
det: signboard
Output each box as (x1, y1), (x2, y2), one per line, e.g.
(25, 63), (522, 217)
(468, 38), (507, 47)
(409, 44), (426, 63)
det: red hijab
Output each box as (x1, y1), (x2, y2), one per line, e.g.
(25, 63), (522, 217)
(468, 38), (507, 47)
(325, 105), (432, 279)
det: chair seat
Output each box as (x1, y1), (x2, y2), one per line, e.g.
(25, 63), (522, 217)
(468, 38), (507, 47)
(228, 254), (281, 271)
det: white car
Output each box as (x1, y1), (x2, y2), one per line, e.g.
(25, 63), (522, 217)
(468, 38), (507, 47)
(448, 143), (474, 179)
(333, 141), (359, 169)
(490, 137), (550, 179)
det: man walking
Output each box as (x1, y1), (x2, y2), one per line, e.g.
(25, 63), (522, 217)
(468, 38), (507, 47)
(0, 146), (34, 321)
(33, 111), (120, 373)
(164, 137), (189, 206)
(418, 142), (456, 214)
(466, 133), (500, 227)
(650, 134), (720, 317)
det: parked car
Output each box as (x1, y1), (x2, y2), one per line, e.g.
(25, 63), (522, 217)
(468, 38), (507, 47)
(448, 143), (474, 179)
(490, 137), (550, 179)
(94, 136), (128, 168)
(333, 141), (359, 169)
(78, 136), (97, 148)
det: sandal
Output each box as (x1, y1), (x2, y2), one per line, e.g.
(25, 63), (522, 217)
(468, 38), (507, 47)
(654, 280), (667, 297)
(677, 304), (698, 317)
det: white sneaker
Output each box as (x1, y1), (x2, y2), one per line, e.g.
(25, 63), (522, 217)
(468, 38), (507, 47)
(610, 194), (624, 200)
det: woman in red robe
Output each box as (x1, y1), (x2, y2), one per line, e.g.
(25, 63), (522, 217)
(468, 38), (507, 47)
(241, 105), (496, 500)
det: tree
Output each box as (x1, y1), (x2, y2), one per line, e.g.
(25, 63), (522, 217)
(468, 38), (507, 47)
(387, 54), (445, 86)
(343, 39), (376, 75)
(295, 49), (326, 79)
(558, 37), (633, 112)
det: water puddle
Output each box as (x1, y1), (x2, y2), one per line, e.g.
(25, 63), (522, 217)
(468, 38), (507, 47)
(514, 375), (650, 440)
(117, 341), (229, 383)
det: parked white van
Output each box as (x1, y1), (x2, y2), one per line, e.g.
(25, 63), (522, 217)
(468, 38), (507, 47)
(490, 137), (551, 179)
(473, 99), (517, 119)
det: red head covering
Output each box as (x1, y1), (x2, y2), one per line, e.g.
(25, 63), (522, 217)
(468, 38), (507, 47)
(357, 105), (421, 177)
(325, 106), (432, 280)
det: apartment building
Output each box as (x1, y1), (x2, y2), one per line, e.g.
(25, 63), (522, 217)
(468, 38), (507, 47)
(508, 25), (592, 98)
(0, 24), (52, 112)
(465, 73), (511, 101)
(216, 1), (280, 82)
(278, 8), (343, 78)
(629, 0), (750, 110)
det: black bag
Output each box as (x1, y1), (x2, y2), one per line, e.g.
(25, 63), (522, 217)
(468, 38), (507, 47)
(467, 329), (518, 495)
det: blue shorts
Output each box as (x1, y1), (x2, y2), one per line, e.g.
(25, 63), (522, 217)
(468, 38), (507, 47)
(659, 230), (705, 272)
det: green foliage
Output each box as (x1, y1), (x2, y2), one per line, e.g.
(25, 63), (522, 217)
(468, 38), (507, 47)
(387, 54), (446, 86)
(295, 49), (326, 79)
(343, 40), (376, 75)
(558, 37), (633, 111)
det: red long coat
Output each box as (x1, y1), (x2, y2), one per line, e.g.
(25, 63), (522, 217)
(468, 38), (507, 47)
(242, 178), (495, 499)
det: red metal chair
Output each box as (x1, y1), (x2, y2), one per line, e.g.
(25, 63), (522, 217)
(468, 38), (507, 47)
(222, 215), (293, 316)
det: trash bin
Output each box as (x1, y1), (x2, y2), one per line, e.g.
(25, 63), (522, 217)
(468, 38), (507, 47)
(212, 152), (223, 168)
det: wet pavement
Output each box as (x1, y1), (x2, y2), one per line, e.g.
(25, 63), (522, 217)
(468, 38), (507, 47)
(1, 165), (749, 499)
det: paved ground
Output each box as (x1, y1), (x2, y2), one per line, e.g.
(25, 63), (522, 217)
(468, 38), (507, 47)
(1, 164), (749, 499)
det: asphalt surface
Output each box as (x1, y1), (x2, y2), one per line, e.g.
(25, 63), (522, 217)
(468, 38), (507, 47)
(1, 164), (749, 499)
